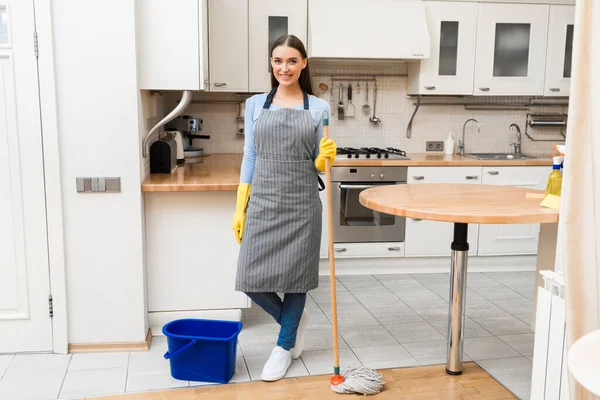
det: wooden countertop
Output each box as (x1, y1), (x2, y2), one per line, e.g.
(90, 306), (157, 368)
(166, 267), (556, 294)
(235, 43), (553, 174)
(359, 184), (559, 224)
(142, 154), (243, 192)
(141, 153), (552, 192)
(334, 153), (553, 167)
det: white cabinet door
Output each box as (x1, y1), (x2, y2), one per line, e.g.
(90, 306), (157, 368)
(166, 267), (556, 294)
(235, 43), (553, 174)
(478, 167), (549, 255)
(208, 0), (248, 92)
(544, 5), (575, 97)
(407, 1), (477, 95)
(249, 0), (307, 93)
(0, 0), (53, 352)
(473, 3), (549, 96)
(138, 0), (208, 90)
(405, 167), (480, 257)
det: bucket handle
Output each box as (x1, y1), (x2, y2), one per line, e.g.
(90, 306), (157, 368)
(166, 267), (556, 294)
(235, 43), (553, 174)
(164, 339), (197, 360)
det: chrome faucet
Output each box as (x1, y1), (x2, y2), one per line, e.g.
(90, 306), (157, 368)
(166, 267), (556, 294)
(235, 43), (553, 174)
(509, 123), (522, 154)
(459, 118), (480, 155)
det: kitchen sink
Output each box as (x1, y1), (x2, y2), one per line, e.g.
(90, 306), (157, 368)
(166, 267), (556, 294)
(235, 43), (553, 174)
(461, 152), (542, 160)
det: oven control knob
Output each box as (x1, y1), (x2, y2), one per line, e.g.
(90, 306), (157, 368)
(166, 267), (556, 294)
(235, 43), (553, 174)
(380, 174), (386, 179)
(354, 154), (359, 159)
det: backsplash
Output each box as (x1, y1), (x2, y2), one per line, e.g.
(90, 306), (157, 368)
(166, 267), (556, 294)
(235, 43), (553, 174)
(157, 62), (568, 159)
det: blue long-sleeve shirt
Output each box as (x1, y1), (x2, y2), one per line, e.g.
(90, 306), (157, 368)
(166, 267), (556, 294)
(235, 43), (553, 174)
(239, 93), (331, 184)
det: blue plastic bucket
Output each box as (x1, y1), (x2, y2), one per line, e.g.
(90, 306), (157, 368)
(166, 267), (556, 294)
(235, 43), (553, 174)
(162, 318), (243, 383)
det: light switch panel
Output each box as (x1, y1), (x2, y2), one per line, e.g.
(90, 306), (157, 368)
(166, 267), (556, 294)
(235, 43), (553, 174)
(76, 177), (121, 193)
(105, 177), (121, 192)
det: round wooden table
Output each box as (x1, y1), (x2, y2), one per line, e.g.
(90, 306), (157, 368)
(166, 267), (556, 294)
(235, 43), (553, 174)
(568, 329), (600, 396)
(360, 184), (559, 375)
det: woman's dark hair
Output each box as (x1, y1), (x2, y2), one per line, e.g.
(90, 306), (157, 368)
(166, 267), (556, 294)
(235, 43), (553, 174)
(270, 35), (313, 95)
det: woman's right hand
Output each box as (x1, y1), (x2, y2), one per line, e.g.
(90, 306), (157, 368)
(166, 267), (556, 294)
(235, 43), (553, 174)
(232, 183), (251, 244)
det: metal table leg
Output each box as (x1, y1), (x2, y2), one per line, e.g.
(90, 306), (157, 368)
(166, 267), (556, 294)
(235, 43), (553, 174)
(446, 223), (469, 375)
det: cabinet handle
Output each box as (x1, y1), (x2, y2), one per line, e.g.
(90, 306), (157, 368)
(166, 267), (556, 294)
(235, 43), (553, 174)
(550, 88), (560, 92)
(424, 86), (436, 90)
(465, 175), (479, 180)
(214, 82), (227, 87)
(479, 87), (490, 92)
(388, 247), (401, 251)
(413, 176), (425, 181)
(487, 171), (500, 175)
(334, 248), (347, 253)
(412, 218), (423, 221)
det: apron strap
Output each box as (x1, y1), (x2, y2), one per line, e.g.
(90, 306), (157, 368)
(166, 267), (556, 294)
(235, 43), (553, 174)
(303, 91), (309, 110)
(262, 87), (310, 110)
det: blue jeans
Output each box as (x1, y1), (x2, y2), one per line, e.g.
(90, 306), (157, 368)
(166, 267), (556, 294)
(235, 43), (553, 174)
(245, 292), (306, 351)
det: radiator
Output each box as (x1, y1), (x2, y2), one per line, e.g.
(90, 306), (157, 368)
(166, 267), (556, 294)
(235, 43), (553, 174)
(531, 271), (570, 400)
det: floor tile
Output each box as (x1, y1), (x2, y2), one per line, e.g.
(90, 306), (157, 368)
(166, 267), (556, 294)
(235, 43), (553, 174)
(68, 352), (129, 371)
(472, 315), (532, 336)
(0, 355), (13, 379)
(491, 297), (533, 315)
(244, 354), (308, 381)
(353, 291), (406, 308)
(300, 329), (348, 352)
(338, 279), (389, 293)
(337, 274), (379, 282)
(484, 272), (535, 286)
(323, 307), (380, 328)
(59, 367), (127, 398)
(411, 273), (450, 285)
(466, 272), (497, 284)
(0, 370), (65, 400)
(518, 271), (536, 280)
(128, 345), (171, 374)
(300, 348), (362, 376)
(385, 321), (445, 344)
(476, 356), (533, 387)
(229, 356), (251, 383)
(464, 337), (521, 360)
(311, 291), (366, 311)
(367, 305), (425, 325)
(403, 340), (472, 366)
(393, 290), (447, 306)
(352, 344), (419, 369)
(470, 284), (524, 301)
(409, 303), (450, 322)
(497, 333), (535, 357)
(3, 353), (71, 376)
(464, 301), (510, 318)
(513, 313), (534, 328)
(506, 383), (531, 400)
(340, 325), (398, 348)
(374, 274), (421, 283)
(126, 370), (189, 392)
(304, 309), (333, 331)
(428, 318), (493, 339)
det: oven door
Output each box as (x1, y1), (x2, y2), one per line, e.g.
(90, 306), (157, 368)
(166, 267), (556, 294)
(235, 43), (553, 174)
(332, 182), (406, 243)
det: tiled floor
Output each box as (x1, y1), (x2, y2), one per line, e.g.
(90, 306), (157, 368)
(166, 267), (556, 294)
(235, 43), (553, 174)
(0, 271), (536, 400)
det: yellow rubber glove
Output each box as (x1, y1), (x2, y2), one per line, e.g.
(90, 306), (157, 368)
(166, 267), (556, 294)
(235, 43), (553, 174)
(315, 138), (337, 172)
(232, 183), (251, 244)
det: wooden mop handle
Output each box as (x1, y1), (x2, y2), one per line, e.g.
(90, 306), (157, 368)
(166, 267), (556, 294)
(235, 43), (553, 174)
(322, 113), (341, 375)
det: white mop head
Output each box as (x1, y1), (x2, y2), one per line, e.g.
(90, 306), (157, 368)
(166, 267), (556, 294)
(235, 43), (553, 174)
(330, 366), (385, 395)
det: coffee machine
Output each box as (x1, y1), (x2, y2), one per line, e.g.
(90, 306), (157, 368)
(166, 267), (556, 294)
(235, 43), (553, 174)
(166, 115), (211, 164)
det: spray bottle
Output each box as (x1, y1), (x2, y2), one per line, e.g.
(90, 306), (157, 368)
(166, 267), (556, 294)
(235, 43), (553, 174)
(545, 156), (563, 196)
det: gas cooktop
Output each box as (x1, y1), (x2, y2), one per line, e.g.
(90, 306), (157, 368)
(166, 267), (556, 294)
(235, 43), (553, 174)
(336, 147), (410, 160)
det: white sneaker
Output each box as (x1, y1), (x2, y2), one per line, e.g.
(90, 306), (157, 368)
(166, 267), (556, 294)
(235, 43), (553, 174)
(261, 346), (292, 381)
(291, 309), (309, 359)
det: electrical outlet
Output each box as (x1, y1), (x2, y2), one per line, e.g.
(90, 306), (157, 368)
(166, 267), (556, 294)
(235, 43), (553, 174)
(426, 141), (444, 152)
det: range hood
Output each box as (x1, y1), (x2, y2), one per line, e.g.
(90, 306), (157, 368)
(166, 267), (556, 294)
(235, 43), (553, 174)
(307, 0), (431, 60)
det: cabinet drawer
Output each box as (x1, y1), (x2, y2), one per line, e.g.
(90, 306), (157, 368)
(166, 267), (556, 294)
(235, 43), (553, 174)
(405, 218), (478, 257)
(332, 242), (404, 258)
(408, 166), (482, 184)
(482, 166), (548, 187)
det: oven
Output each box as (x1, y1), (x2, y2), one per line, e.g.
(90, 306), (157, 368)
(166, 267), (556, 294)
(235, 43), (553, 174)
(330, 166), (407, 243)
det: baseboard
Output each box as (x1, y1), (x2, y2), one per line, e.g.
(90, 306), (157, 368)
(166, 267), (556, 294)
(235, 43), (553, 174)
(319, 255), (537, 275)
(148, 309), (243, 336)
(68, 328), (152, 353)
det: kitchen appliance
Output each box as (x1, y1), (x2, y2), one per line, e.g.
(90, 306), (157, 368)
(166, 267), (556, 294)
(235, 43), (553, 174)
(336, 147), (409, 160)
(331, 165), (407, 243)
(165, 128), (185, 163)
(166, 115), (211, 164)
(149, 132), (177, 173)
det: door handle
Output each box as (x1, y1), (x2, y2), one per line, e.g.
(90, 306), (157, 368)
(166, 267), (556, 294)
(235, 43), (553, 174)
(412, 218), (423, 221)
(487, 171), (500, 175)
(465, 175), (479, 180)
(339, 184), (379, 190)
(549, 88), (560, 92)
(412, 176), (425, 181)
(334, 248), (347, 253)
(479, 87), (490, 92)
(214, 82), (227, 87)
(388, 247), (401, 251)
(424, 86), (436, 90)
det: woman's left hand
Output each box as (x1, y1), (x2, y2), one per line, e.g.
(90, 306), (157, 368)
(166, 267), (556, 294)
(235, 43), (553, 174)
(315, 138), (337, 172)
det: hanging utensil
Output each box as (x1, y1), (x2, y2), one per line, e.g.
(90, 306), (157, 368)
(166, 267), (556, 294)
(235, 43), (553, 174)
(347, 83), (355, 118)
(362, 82), (371, 116)
(337, 83), (345, 120)
(369, 81), (381, 124)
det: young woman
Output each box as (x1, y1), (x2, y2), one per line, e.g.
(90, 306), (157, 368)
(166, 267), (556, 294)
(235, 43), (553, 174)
(232, 34), (336, 381)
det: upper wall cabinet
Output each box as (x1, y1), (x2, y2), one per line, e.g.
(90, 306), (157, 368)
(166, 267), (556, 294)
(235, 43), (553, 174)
(473, 3), (549, 96)
(208, 0), (248, 92)
(248, 0), (307, 93)
(407, 1), (477, 95)
(137, 0), (208, 91)
(544, 5), (575, 97)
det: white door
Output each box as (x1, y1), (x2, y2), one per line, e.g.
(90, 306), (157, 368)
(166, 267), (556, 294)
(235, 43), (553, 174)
(0, 0), (53, 353)
(473, 3), (549, 96)
(543, 5), (575, 97)
(407, 1), (477, 95)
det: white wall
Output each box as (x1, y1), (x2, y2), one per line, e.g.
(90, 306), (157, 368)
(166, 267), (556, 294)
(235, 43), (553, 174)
(51, 1), (148, 344)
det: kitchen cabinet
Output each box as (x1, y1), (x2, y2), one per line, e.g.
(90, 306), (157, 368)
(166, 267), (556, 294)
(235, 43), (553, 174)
(248, 0), (307, 93)
(137, 0), (208, 90)
(473, 3), (549, 96)
(404, 167), (480, 257)
(330, 242), (405, 259)
(478, 166), (549, 256)
(407, 1), (477, 95)
(208, 0), (248, 92)
(544, 5), (575, 97)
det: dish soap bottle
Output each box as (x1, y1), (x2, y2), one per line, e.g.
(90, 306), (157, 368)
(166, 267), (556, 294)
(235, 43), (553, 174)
(545, 156), (563, 196)
(444, 132), (455, 155)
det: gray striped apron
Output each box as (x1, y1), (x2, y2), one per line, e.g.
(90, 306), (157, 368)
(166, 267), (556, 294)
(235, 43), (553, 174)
(235, 88), (322, 293)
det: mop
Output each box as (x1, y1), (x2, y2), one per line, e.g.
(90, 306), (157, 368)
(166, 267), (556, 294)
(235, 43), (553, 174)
(322, 114), (385, 395)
